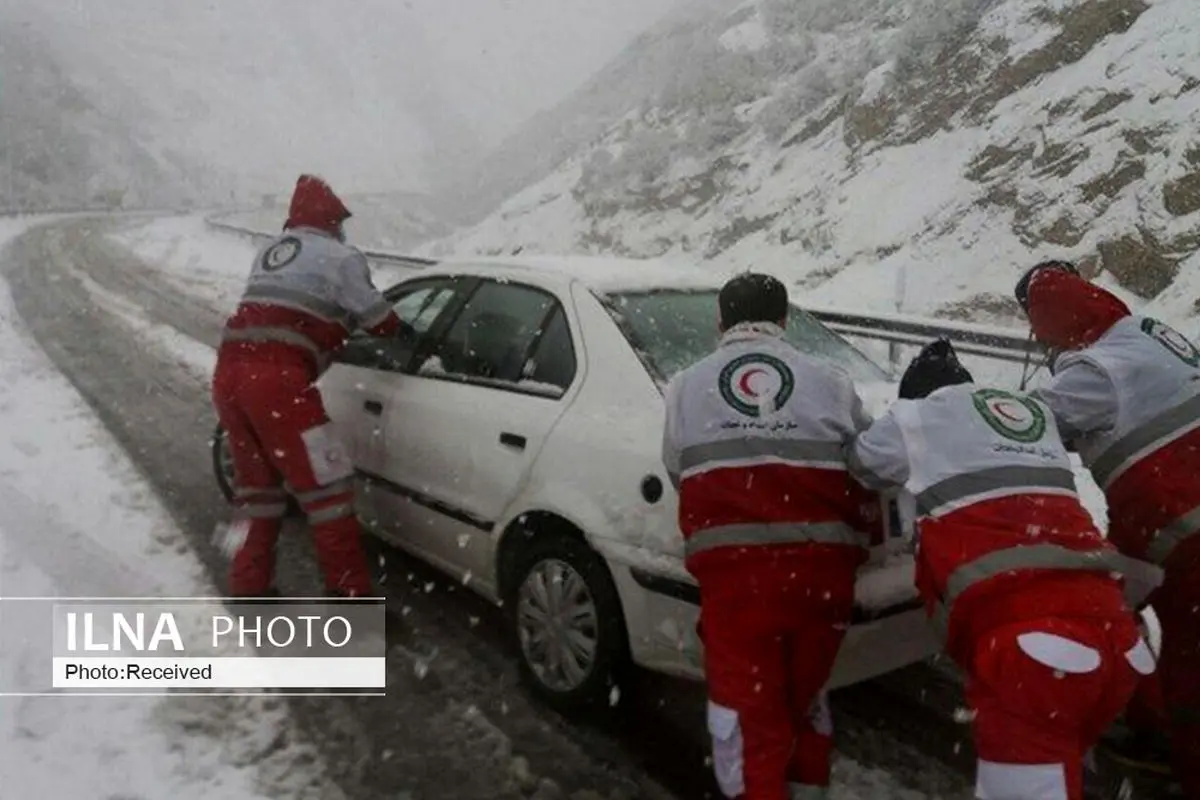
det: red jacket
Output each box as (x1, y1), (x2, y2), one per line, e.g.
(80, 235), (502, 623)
(1028, 271), (1200, 594)
(220, 176), (400, 375)
(661, 324), (879, 592)
(850, 383), (1144, 667)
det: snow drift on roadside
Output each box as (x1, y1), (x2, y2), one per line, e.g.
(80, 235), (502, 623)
(0, 217), (343, 800)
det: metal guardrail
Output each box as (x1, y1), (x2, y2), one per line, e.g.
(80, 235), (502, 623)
(0, 206), (187, 218)
(806, 307), (1036, 365)
(203, 213), (1037, 365)
(205, 213), (439, 269)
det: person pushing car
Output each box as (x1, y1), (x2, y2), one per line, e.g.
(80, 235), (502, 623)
(847, 338), (1159, 800)
(1016, 260), (1200, 797)
(212, 174), (404, 599)
(662, 272), (880, 800)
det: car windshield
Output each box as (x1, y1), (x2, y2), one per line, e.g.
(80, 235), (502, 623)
(600, 289), (889, 384)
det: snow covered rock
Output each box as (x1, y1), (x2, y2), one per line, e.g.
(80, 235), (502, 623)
(424, 0), (1200, 327)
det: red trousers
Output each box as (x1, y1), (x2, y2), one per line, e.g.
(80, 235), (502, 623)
(966, 616), (1148, 800)
(212, 353), (373, 597)
(698, 560), (853, 800)
(1153, 576), (1200, 798)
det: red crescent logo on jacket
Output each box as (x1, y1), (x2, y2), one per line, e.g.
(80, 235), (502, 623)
(1141, 317), (1200, 368)
(718, 353), (795, 418)
(971, 389), (1047, 443)
(263, 237), (302, 272)
(992, 401), (1024, 423)
(737, 368), (767, 397)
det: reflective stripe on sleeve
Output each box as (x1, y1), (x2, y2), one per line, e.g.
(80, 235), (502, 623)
(915, 466), (1077, 516)
(685, 521), (866, 558)
(222, 326), (324, 359)
(1090, 393), (1200, 489)
(930, 544), (1134, 638)
(1147, 504), (1200, 566)
(242, 285), (356, 328)
(679, 437), (846, 476)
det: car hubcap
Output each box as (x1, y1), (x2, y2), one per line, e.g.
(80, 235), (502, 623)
(516, 558), (599, 693)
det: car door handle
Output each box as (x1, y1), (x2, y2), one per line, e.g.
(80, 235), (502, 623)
(363, 400), (383, 416)
(499, 432), (526, 450)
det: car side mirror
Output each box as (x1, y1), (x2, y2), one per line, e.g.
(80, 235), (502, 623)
(337, 335), (415, 372)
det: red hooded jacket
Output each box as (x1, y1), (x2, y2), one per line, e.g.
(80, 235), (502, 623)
(285, 174), (352, 235)
(1027, 270), (1200, 592)
(218, 175), (400, 374)
(1026, 269), (1131, 351)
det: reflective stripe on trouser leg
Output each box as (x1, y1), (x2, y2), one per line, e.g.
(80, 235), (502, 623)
(299, 481), (372, 597)
(975, 760), (1069, 800)
(929, 544), (1140, 639)
(298, 479), (356, 526)
(233, 487), (288, 520)
(706, 701), (745, 798)
(685, 521), (866, 558)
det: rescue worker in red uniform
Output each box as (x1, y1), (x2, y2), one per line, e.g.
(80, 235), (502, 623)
(213, 174), (403, 598)
(847, 338), (1159, 800)
(661, 273), (879, 800)
(1017, 261), (1200, 797)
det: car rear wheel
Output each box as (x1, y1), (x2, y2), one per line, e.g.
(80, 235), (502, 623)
(211, 424), (235, 502)
(507, 534), (630, 713)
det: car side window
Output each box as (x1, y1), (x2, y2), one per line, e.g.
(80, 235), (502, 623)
(391, 280), (459, 334)
(419, 280), (557, 388)
(337, 278), (463, 373)
(520, 306), (577, 397)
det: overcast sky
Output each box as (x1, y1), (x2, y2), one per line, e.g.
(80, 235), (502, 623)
(403, 0), (684, 139)
(1, 0), (684, 195)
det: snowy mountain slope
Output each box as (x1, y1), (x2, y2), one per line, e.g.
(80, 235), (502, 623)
(433, 0), (752, 225)
(0, 28), (201, 209)
(0, 0), (480, 205)
(423, 0), (1200, 329)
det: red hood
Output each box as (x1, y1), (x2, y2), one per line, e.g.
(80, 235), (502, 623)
(284, 174), (351, 234)
(1026, 269), (1131, 350)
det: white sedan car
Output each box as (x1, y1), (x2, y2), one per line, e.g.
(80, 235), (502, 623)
(214, 255), (939, 710)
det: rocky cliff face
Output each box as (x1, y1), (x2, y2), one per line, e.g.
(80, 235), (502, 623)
(424, 0), (1200, 328)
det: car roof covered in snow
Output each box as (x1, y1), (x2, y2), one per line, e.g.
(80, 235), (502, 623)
(413, 254), (727, 294)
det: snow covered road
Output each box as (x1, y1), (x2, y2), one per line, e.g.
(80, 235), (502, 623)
(0, 217), (344, 800)
(0, 215), (975, 799)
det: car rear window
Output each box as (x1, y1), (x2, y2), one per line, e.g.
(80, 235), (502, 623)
(600, 289), (888, 384)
